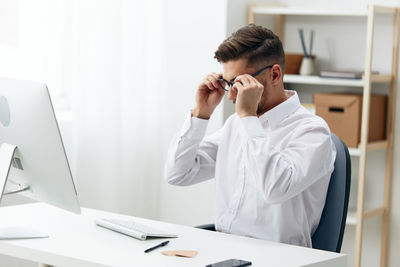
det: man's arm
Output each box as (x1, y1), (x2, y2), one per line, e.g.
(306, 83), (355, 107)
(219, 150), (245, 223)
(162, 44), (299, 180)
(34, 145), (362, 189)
(164, 115), (223, 186)
(164, 72), (226, 186)
(238, 117), (335, 203)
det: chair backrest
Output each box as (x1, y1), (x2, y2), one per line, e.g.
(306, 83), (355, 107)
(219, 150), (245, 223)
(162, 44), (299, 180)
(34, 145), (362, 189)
(311, 133), (351, 253)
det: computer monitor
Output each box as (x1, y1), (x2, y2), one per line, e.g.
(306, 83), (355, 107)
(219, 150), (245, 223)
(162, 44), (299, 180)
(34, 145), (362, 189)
(0, 77), (81, 239)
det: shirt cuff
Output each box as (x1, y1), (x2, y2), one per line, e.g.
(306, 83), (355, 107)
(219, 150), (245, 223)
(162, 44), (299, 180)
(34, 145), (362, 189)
(180, 111), (209, 140)
(238, 116), (266, 140)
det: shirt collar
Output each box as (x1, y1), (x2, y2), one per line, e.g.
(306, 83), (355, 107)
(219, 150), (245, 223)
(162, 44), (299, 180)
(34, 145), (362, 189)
(259, 90), (301, 129)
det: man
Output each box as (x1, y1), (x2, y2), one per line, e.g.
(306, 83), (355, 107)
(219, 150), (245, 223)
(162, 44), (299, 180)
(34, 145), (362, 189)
(164, 24), (336, 248)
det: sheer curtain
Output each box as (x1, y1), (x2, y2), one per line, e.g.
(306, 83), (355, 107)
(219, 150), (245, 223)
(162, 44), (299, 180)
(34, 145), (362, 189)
(64, 0), (163, 218)
(1, 0), (219, 220)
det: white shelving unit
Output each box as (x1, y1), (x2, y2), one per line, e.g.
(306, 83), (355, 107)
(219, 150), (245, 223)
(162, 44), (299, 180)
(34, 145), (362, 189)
(249, 4), (399, 267)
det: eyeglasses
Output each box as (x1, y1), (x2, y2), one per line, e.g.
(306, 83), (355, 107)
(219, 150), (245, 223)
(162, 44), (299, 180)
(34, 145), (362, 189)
(217, 64), (274, 92)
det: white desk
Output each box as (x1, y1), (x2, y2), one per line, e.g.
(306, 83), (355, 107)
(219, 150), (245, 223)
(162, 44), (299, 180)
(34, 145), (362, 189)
(0, 203), (346, 267)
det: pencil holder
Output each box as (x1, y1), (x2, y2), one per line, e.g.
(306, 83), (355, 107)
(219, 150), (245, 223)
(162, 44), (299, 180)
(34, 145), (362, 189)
(299, 57), (314, 76)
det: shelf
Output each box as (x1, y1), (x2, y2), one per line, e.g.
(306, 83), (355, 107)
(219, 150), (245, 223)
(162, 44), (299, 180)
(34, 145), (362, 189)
(371, 74), (393, 83)
(252, 5), (397, 17)
(348, 140), (388, 157)
(348, 148), (360, 157)
(283, 74), (392, 87)
(364, 207), (386, 218)
(347, 209), (357, 225)
(252, 6), (369, 17)
(284, 75), (364, 87)
(346, 207), (386, 226)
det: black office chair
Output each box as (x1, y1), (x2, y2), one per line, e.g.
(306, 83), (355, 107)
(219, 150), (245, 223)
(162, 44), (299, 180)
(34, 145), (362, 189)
(196, 133), (351, 253)
(312, 133), (351, 252)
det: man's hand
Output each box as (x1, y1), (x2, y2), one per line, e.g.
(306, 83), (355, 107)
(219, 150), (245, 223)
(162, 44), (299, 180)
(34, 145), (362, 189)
(192, 72), (225, 119)
(232, 74), (264, 118)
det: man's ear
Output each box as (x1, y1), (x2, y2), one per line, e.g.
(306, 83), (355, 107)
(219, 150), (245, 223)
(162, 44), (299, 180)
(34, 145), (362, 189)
(270, 64), (282, 85)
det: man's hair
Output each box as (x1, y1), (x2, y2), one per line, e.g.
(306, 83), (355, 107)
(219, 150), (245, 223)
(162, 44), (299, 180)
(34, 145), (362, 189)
(214, 24), (285, 72)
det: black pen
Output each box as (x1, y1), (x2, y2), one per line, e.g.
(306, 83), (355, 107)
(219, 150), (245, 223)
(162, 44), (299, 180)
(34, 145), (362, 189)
(144, 240), (170, 253)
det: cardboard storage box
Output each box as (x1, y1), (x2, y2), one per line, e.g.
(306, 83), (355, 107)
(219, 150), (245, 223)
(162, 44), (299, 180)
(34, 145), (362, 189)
(314, 93), (387, 148)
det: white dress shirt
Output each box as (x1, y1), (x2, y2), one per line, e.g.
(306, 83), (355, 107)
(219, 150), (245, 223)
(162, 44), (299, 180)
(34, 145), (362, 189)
(165, 90), (336, 247)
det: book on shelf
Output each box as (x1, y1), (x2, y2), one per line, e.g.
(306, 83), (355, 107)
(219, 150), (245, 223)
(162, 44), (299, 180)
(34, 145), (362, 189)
(319, 70), (379, 79)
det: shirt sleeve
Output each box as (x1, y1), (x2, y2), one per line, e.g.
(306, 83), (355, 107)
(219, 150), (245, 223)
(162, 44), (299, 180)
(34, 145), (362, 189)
(238, 116), (336, 204)
(164, 112), (222, 186)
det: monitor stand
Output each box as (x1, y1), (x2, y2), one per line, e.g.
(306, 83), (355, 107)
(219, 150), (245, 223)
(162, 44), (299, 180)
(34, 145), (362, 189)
(0, 143), (49, 240)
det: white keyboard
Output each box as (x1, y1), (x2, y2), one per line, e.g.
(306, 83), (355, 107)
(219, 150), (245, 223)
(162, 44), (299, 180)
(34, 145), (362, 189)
(95, 218), (178, 241)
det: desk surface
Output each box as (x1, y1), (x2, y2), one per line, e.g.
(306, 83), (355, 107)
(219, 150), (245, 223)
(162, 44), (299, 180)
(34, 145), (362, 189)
(0, 203), (346, 267)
